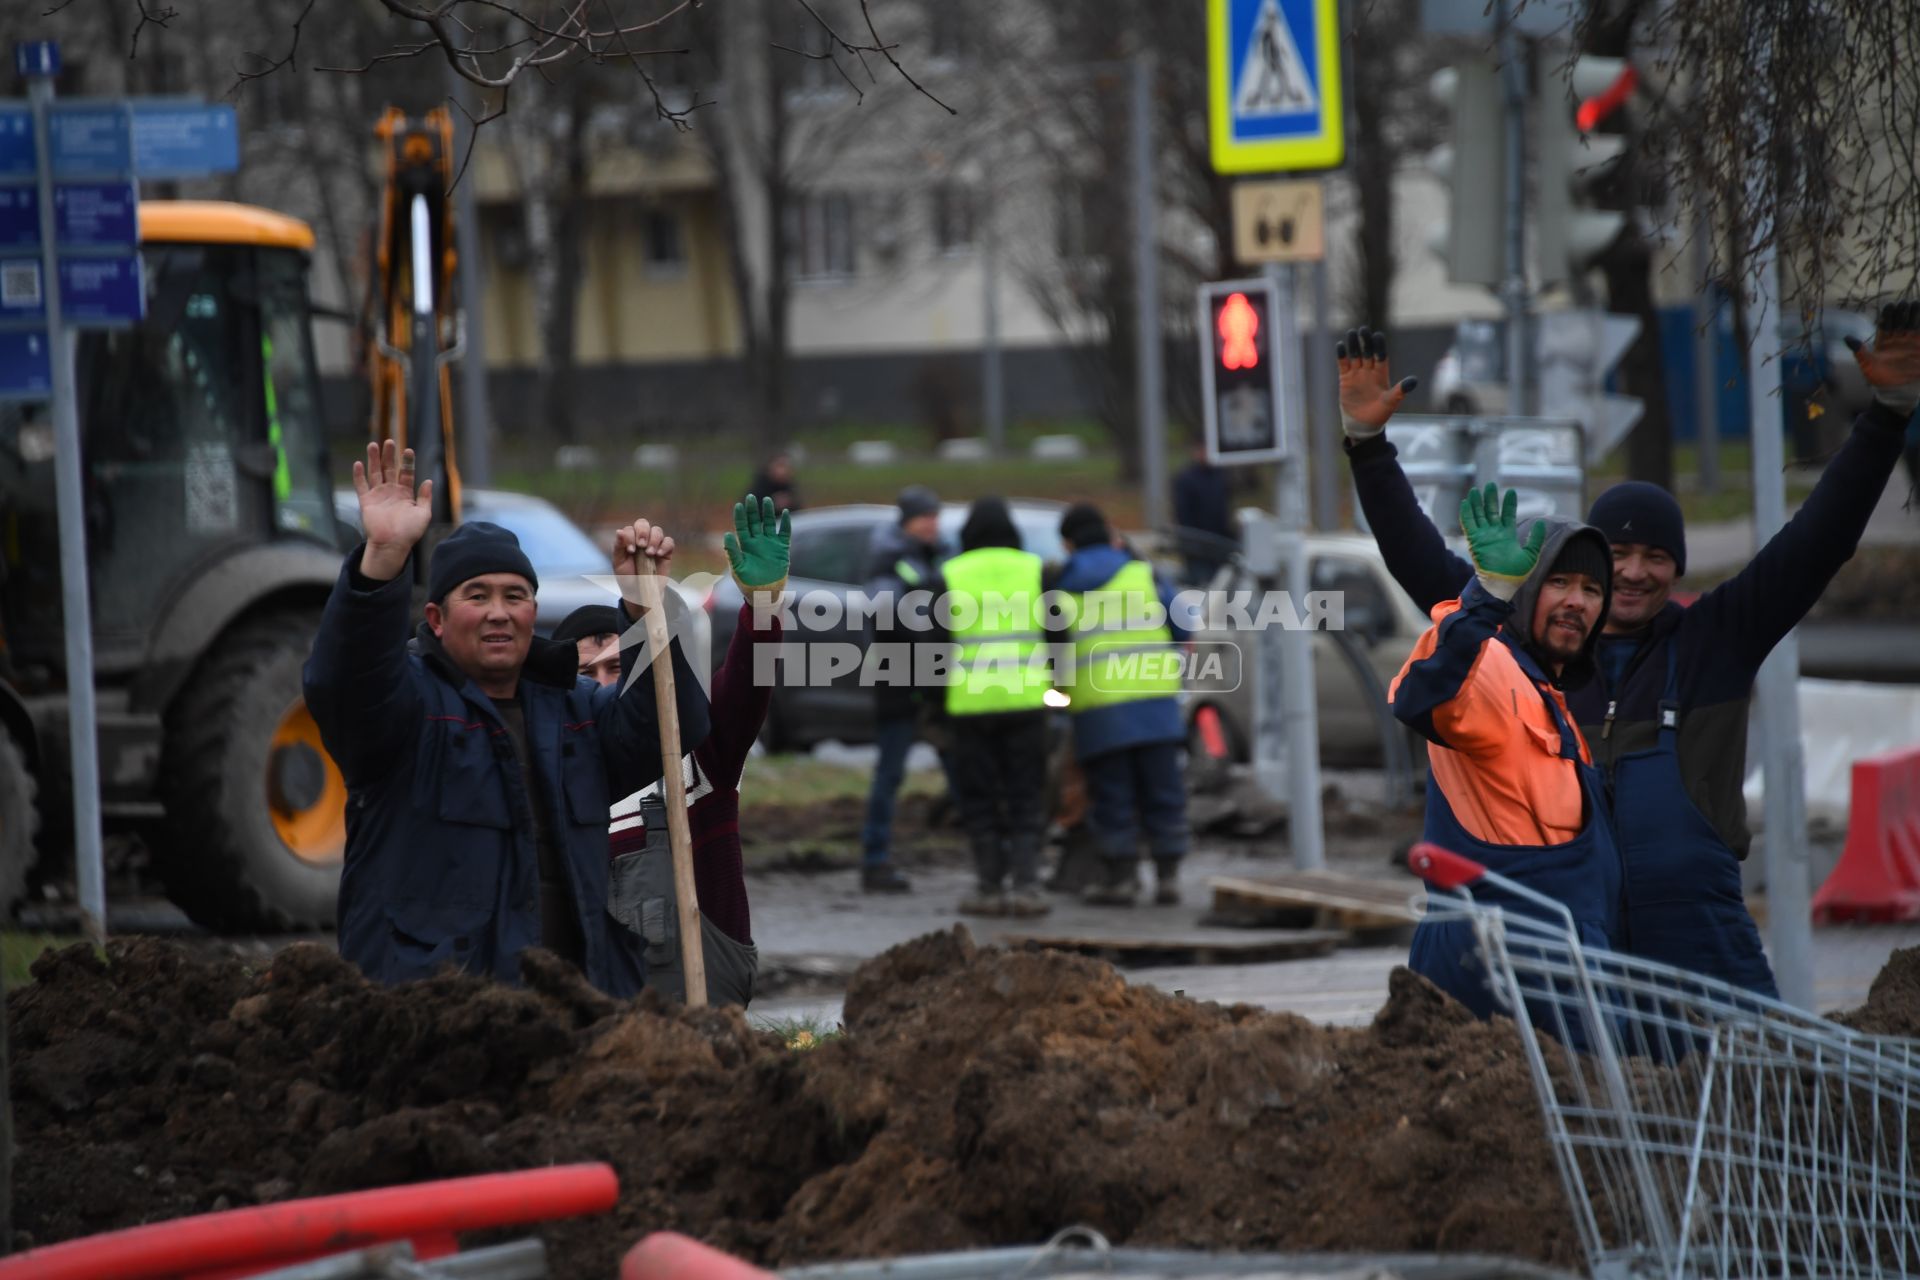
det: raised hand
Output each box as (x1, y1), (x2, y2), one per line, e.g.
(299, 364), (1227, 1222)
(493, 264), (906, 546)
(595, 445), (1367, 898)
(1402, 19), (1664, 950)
(1845, 302), (1920, 411)
(354, 440), (433, 582)
(612, 518), (675, 580)
(1336, 325), (1419, 441)
(723, 493), (792, 594)
(1460, 483), (1545, 602)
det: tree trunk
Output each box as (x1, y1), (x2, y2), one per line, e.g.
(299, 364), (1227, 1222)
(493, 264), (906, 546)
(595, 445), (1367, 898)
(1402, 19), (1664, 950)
(1348, 15), (1394, 329)
(541, 105), (591, 444)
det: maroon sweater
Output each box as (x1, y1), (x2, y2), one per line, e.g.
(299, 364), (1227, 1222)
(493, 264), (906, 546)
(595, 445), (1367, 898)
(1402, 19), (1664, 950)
(609, 602), (776, 944)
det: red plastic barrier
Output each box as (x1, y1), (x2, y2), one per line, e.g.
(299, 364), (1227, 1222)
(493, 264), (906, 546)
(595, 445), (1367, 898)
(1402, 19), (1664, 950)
(623, 1233), (776, 1280)
(0, 1163), (618, 1280)
(1812, 746), (1920, 924)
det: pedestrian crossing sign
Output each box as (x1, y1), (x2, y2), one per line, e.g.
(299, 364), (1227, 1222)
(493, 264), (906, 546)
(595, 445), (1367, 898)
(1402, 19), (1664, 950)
(1208, 0), (1345, 174)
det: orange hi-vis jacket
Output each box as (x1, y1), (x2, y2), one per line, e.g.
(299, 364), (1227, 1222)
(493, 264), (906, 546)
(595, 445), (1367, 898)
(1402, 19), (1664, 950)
(1389, 585), (1592, 846)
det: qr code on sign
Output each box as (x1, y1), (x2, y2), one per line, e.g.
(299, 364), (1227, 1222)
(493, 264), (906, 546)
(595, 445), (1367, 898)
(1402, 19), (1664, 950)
(1, 261), (41, 308)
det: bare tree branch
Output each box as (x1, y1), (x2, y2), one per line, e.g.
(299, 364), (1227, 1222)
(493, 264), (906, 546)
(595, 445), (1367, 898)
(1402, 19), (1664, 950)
(230, 0), (318, 94)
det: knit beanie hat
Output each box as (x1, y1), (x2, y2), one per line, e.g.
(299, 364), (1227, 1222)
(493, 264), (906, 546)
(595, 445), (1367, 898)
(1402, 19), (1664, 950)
(897, 484), (940, 522)
(552, 603), (625, 647)
(427, 521), (539, 603)
(1547, 530), (1612, 586)
(960, 496), (1023, 551)
(1587, 482), (1687, 575)
(1059, 501), (1112, 549)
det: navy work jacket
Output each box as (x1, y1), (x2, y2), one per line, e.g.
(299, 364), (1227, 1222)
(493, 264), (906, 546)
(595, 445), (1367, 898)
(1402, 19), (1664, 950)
(303, 549), (711, 995)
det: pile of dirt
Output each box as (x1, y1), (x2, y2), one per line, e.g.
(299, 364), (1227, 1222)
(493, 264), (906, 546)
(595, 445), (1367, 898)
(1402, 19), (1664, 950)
(1835, 945), (1920, 1038)
(12, 931), (1585, 1274)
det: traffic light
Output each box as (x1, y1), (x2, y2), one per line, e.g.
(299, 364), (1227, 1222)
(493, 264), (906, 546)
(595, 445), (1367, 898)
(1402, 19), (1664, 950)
(1535, 55), (1636, 287)
(1199, 278), (1283, 463)
(1425, 58), (1505, 288)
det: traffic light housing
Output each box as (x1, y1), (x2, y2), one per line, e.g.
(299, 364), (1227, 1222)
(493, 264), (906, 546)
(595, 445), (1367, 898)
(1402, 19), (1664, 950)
(1535, 56), (1634, 287)
(1425, 58), (1506, 288)
(1199, 278), (1284, 463)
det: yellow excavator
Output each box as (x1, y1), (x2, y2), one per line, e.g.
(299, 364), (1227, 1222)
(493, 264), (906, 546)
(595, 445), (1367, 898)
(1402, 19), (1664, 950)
(0, 108), (467, 931)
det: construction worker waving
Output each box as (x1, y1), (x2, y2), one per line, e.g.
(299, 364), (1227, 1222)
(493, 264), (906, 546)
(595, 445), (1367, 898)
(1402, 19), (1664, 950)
(1389, 485), (1619, 1021)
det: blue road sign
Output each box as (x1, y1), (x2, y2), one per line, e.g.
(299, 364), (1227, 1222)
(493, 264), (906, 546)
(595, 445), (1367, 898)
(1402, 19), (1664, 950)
(132, 103), (239, 177)
(0, 253), (144, 325)
(14, 42), (59, 80)
(1207, 0), (1345, 174)
(51, 104), (133, 177)
(0, 187), (34, 250)
(0, 109), (31, 178)
(59, 253), (142, 325)
(0, 327), (51, 402)
(55, 181), (137, 247)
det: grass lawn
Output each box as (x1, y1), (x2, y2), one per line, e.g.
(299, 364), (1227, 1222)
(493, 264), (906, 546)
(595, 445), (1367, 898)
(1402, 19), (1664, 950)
(468, 423), (1823, 557)
(741, 754), (940, 811)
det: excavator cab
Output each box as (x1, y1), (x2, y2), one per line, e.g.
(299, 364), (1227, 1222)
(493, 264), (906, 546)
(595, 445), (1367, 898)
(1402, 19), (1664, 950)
(0, 202), (349, 928)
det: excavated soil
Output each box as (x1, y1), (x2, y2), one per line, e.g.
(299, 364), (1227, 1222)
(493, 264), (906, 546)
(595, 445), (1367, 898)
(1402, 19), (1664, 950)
(1834, 944), (1920, 1038)
(36, 932), (1920, 1274)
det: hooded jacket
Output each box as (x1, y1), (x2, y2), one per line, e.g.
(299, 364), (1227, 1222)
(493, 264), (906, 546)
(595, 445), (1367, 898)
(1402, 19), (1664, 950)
(1389, 519), (1612, 846)
(303, 547), (712, 995)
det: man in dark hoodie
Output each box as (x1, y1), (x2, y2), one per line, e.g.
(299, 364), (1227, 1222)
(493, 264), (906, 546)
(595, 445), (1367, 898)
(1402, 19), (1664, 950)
(1388, 485), (1618, 1018)
(1342, 309), (1920, 997)
(303, 441), (711, 995)
(924, 496), (1054, 917)
(857, 484), (949, 893)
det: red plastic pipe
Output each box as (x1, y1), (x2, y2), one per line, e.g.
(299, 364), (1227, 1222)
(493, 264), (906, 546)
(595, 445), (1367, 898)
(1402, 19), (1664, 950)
(622, 1233), (776, 1280)
(0, 1163), (619, 1280)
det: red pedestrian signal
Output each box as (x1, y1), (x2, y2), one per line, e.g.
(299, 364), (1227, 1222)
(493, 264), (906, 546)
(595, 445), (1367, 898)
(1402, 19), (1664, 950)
(1218, 291), (1261, 370)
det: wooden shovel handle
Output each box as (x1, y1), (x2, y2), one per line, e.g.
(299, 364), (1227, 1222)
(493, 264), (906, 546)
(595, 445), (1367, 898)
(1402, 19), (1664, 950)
(632, 567), (706, 1008)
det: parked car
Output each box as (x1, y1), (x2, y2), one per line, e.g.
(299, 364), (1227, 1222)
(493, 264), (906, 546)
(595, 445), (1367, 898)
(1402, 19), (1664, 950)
(333, 487), (711, 663)
(705, 500), (1067, 751)
(1184, 532), (1431, 769)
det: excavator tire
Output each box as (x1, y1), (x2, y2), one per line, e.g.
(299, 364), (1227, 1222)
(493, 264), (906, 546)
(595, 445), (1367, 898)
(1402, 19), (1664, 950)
(155, 611), (343, 933)
(0, 731), (37, 917)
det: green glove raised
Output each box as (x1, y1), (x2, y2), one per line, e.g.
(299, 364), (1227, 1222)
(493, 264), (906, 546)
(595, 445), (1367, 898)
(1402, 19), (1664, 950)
(1460, 483), (1545, 602)
(724, 493), (792, 598)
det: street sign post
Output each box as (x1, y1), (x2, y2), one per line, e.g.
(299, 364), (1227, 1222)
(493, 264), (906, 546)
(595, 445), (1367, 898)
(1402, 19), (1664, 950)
(1231, 176), (1326, 265)
(1207, 0), (1345, 174)
(3, 40), (240, 941)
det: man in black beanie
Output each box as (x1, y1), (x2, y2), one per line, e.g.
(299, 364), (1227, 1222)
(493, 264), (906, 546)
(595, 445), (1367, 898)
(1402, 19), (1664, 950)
(1337, 307), (1920, 998)
(303, 441), (711, 995)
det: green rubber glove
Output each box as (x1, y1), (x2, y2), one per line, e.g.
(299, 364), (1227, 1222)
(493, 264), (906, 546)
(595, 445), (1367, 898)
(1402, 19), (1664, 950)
(1459, 483), (1545, 602)
(723, 493), (791, 596)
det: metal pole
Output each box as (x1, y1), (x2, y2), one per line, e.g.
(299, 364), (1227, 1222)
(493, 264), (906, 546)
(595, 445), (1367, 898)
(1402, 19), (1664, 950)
(1308, 256), (1337, 529)
(28, 72), (108, 945)
(1268, 263), (1325, 871)
(1693, 204), (1720, 494)
(1496, 2), (1531, 416)
(981, 187), (1005, 456)
(1131, 51), (1168, 531)
(447, 64), (494, 487)
(1747, 241), (1814, 1009)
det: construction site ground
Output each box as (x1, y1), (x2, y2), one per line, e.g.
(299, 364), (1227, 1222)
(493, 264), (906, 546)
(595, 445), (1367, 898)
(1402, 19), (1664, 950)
(11, 746), (1920, 1274)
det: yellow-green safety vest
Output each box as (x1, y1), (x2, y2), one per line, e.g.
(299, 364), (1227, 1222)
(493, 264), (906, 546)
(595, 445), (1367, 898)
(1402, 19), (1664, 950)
(1067, 558), (1180, 714)
(942, 547), (1050, 716)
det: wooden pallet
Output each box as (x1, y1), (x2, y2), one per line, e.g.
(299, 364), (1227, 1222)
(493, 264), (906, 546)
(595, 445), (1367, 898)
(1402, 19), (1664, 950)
(1207, 871), (1422, 933)
(1000, 927), (1345, 968)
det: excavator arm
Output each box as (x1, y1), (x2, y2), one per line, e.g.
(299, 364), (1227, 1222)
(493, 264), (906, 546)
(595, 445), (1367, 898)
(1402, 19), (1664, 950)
(369, 106), (463, 527)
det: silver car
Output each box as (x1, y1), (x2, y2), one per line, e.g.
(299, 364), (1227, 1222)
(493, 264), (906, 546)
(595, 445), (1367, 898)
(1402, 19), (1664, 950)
(1183, 532), (1431, 768)
(703, 500), (1067, 751)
